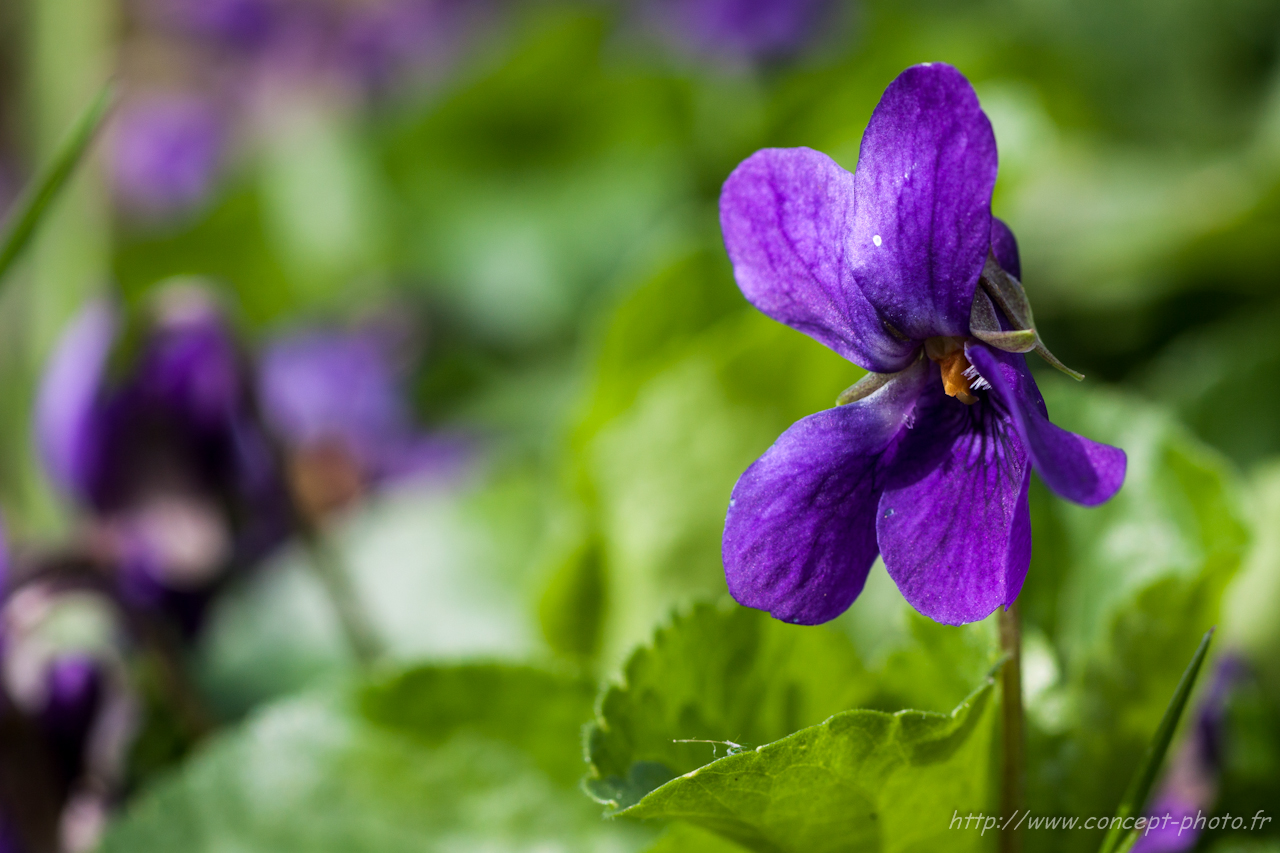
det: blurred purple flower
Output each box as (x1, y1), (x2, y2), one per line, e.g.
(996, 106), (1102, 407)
(34, 287), (289, 629)
(0, 578), (137, 853)
(719, 64), (1126, 626)
(110, 95), (224, 216)
(646, 0), (837, 65)
(1133, 656), (1248, 852)
(36, 657), (103, 799)
(258, 328), (471, 519)
(160, 0), (481, 99)
(0, 821), (20, 853)
(341, 0), (484, 93)
(173, 0), (280, 49)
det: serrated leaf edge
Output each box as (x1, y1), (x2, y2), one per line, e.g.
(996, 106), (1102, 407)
(588, 674), (996, 818)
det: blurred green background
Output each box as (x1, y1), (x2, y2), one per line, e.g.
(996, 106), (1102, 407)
(2, 0), (1280, 851)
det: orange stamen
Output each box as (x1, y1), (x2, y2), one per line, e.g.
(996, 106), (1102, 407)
(925, 336), (979, 405)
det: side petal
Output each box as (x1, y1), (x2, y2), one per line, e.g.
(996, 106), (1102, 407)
(991, 216), (1021, 280)
(720, 147), (920, 373)
(966, 343), (1126, 506)
(724, 359), (929, 624)
(34, 299), (118, 501)
(877, 376), (1031, 624)
(851, 63), (997, 340)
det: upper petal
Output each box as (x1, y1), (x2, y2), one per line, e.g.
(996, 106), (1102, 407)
(34, 299), (118, 502)
(877, 374), (1032, 624)
(125, 287), (248, 435)
(258, 330), (406, 468)
(991, 217), (1021, 280)
(720, 147), (920, 373)
(851, 63), (998, 340)
(966, 343), (1126, 506)
(723, 358), (929, 624)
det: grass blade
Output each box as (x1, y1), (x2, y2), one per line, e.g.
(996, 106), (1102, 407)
(0, 82), (115, 285)
(1098, 627), (1215, 853)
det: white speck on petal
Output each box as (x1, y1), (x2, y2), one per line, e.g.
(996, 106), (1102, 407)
(872, 235), (882, 247)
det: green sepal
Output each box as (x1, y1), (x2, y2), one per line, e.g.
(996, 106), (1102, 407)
(978, 256), (1085, 380)
(970, 289), (1038, 353)
(835, 352), (922, 405)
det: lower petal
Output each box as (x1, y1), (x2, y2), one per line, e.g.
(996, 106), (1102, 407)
(966, 343), (1126, 506)
(723, 359), (927, 624)
(877, 380), (1031, 624)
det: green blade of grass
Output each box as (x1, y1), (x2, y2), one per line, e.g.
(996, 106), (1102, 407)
(1098, 627), (1215, 853)
(0, 82), (115, 286)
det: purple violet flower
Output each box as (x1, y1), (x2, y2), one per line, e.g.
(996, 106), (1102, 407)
(110, 94), (225, 216)
(34, 287), (289, 630)
(719, 63), (1126, 626)
(257, 328), (471, 520)
(646, 0), (836, 65)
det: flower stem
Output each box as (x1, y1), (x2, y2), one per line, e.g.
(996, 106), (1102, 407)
(999, 602), (1025, 853)
(301, 527), (384, 667)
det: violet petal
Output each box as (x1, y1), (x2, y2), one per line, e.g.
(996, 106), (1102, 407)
(850, 63), (998, 340)
(966, 343), (1125, 506)
(877, 374), (1032, 624)
(35, 299), (117, 501)
(648, 0), (835, 64)
(258, 330), (408, 471)
(724, 358), (929, 624)
(720, 147), (921, 373)
(991, 216), (1021, 281)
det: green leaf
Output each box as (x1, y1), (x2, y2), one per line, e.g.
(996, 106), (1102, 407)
(620, 685), (995, 853)
(195, 479), (544, 715)
(538, 531), (607, 661)
(102, 665), (655, 853)
(1141, 304), (1280, 468)
(1224, 462), (1280, 677)
(870, 609), (1003, 715)
(1033, 379), (1246, 658)
(381, 12), (697, 346)
(585, 602), (873, 810)
(643, 822), (754, 852)
(570, 251), (745, 455)
(583, 355), (780, 664)
(360, 664), (598, 789)
(0, 82), (113, 285)
(584, 602), (1000, 853)
(1099, 628), (1214, 853)
(564, 253), (861, 665)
